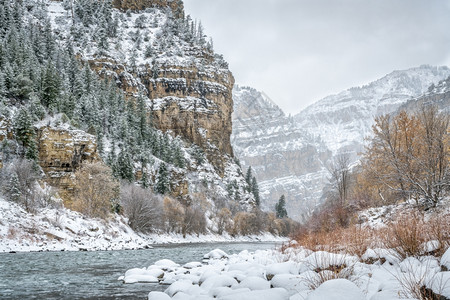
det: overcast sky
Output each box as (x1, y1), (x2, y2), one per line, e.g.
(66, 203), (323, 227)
(183, 0), (450, 115)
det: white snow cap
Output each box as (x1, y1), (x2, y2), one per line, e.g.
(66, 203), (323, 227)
(441, 247), (450, 270)
(203, 249), (229, 259)
(306, 279), (365, 300)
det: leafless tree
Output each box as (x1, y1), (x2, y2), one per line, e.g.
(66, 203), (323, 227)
(328, 153), (351, 205)
(363, 106), (449, 207)
(120, 182), (163, 233)
(72, 162), (119, 218)
(0, 158), (40, 212)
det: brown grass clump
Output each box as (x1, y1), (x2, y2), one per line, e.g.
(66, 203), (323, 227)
(293, 225), (376, 257)
(292, 209), (450, 260)
(380, 211), (450, 259)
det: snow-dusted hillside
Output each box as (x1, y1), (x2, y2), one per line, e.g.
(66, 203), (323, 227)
(232, 66), (450, 221)
(295, 65), (450, 155)
(232, 86), (331, 221)
(0, 197), (286, 253)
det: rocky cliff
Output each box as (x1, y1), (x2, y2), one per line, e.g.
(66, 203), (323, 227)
(43, 0), (255, 208)
(232, 86), (331, 221)
(232, 66), (450, 221)
(91, 55), (234, 176)
(58, 0), (236, 176)
(36, 122), (99, 201)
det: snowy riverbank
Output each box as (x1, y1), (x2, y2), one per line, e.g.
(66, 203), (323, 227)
(0, 199), (287, 253)
(121, 246), (450, 300)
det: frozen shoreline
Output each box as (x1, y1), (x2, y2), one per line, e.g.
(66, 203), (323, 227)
(0, 233), (288, 253)
(0, 198), (288, 253)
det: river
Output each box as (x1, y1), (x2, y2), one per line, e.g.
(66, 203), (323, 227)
(0, 242), (280, 299)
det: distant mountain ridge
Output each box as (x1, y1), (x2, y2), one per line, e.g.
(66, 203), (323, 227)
(295, 65), (450, 156)
(232, 65), (450, 221)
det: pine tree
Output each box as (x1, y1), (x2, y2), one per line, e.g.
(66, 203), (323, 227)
(155, 162), (170, 194)
(7, 172), (21, 203)
(245, 166), (252, 186)
(140, 170), (149, 189)
(116, 149), (134, 182)
(191, 144), (204, 165)
(14, 107), (37, 160)
(41, 62), (60, 109)
(251, 176), (260, 207)
(144, 43), (153, 58)
(275, 195), (288, 219)
(173, 143), (185, 168)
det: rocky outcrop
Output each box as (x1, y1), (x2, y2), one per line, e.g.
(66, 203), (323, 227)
(36, 126), (99, 200)
(232, 86), (331, 221)
(112, 0), (184, 18)
(91, 54), (235, 176)
(232, 66), (450, 221)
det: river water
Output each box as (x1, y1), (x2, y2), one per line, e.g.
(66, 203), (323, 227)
(0, 242), (279, 299)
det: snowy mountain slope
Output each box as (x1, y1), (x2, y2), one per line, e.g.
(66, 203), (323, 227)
(232, 66), (450, 221)
(232, 86), (331, 221)
(295, 65), (450, 155)
(398, 75), (450, 113)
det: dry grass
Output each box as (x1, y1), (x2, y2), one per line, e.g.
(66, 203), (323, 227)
(293, 225), (376, 257)
(292, 210), (450, 260)
(380, 212), (450, 259)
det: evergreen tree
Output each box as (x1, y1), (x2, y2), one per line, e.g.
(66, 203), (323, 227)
(155, 162), (170, 194)
(116, 149), (134, 182)
(190, 144), (204, 165)
(13, 107), (37, 160)
(245, 166), (252, 186)
(7, 172), (21, 203)
(41, 61), (60, 109)
(140, 170), (149, 189)
(251, 176), (260, 207)
(275, 195), (288, 219)
(144, 43), (153, 58)
(173, 143), (185, 168)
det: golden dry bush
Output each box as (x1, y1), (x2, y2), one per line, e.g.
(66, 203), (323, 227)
(71, 162), (119, 219)
(163, 197), (184, 233)
(362, 106), (449, 207)
(216, 207), (232, 235)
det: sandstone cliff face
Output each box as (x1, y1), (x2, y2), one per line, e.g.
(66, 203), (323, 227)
(36, 126), (99, 200)
(87, 13), (235, 177)
(44, 0), (255, 208)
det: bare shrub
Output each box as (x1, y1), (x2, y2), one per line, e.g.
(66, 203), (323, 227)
(120, 182), (163, 233)
(216, 207), (232, 235)
(163, 197), (184, 233)
(426, 214), (450, 257)
(71, 162), (119, 219)
(231, 211), (262, 236)
(183, 205), (206, 237)
(389, 258), (449, 300)
(0, 158), (40, 212)
(380, 212), (427, 259)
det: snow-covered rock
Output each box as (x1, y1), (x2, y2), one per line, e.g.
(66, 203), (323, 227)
(203, 249), (229, 260)
(441, 247), (450, 270)
(219, 288), (289, 300)
(148, 291), (171, 300)
(234, 276), (270, 290)
(306, 279), (365, 300)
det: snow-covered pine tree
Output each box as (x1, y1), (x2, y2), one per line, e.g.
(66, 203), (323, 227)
(155, 162), (170, 194)
(275, 195), (288, 219)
